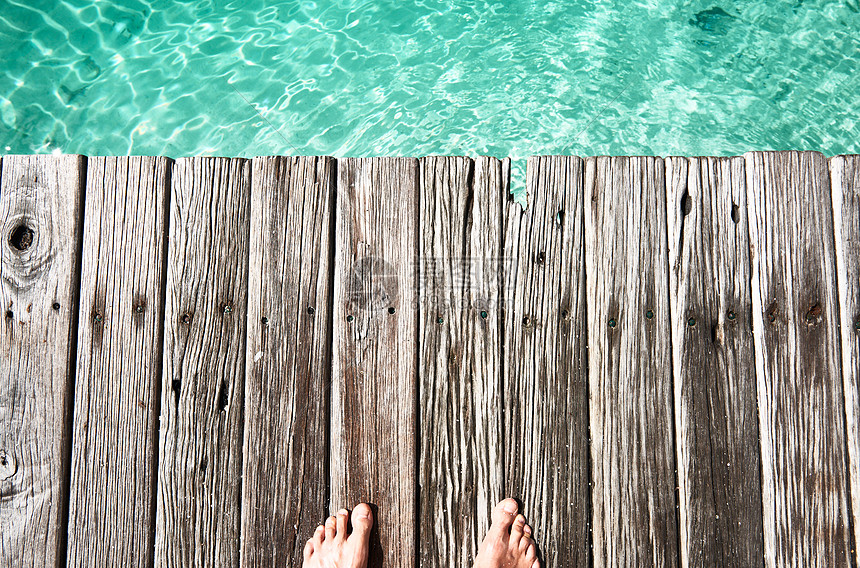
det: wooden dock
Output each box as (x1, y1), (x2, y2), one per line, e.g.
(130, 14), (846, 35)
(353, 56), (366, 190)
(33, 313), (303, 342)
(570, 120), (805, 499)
(1, 151), (859, 567)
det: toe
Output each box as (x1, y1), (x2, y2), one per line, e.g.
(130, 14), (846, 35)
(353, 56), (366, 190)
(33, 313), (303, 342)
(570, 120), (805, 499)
(350, 503), (374, 538)
(525, 542), (537, 561)
(303, 539), (314, 560)
(520, 533), (531, 552)
(325, 516), (337, 541)
(510, 514), (526, 543)
(313, 525), (325, 545)
(336, 509), (349, 540)
(347, 503), (373, 564)
(519, 524), (532, 552)
(532, 561), (541, 568)
(491, 498), (519, 531)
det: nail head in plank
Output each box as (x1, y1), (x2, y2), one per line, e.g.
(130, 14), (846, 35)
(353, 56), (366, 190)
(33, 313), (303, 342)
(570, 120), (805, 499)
(0, 154), (85, 567)
(418, 156), (505, 567)
(745, 150), (852, 566)
(585, 155), (679, 568)
(503, 155), (590, 567)
(332, 157), (418, 568)
(66, 156), (171, 568)
(155, 157), (251, 568)
(666, 156), (763, 567)
(241, 156), (335, 568)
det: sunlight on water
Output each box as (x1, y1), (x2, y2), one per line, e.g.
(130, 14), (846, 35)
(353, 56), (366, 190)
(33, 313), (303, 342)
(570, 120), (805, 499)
(1, 0), (859, 196)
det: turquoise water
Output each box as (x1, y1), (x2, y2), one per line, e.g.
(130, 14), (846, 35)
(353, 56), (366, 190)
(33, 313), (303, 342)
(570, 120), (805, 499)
(1, 0), (859, 190)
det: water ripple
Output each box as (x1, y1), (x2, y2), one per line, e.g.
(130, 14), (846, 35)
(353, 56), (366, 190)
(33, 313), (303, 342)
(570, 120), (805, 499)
(1, 0), (859, 197)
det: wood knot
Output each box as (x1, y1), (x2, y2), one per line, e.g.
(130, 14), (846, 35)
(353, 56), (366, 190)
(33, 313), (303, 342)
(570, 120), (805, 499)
(216, 380), (229, 412)
(681, 189), (692, 217)
(0, 450), (16, 480)
(9, 224), (34, 251)
(3, 212), (52, 289)
(805, 302), (822, 325)
(766, 301), (779, 324)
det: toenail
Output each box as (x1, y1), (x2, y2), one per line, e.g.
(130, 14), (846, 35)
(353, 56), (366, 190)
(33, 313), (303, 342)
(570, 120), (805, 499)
(503, 500), (518, 513)
(338, 509), (348, 515)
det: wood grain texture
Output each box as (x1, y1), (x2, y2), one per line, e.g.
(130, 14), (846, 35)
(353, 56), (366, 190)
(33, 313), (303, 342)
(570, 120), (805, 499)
(0, 155), (85, 567)
(665, 156), (763, 567)
(832, 154), (860, 568)
(155, 157), (250, 568)
(66, 156), (171, 568)
(241, 156), (334, 568)
(332, 157), (418, 568)
(418, 156), (506, 568)
(502, 155), (590, 567)
(585, 156), (679, 568)
(745, 150), (852, 566)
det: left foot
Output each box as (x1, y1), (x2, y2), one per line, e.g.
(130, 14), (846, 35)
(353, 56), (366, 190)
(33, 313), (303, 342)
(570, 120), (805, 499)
(303, 504), (373, 568)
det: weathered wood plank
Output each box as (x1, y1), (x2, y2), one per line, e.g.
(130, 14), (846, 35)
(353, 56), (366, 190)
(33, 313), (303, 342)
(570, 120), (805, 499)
(155, 157), (250, 568)
(0, 155), (85, 566)
(745, 150), (852, 566)
(66, 156), (171, 568)
(502, 155), (590, 567)
(585, 156), (678, 568)
(832, 154), (860, 568)
(418, 156), (505, 568)
(665, 156), (763, 567)
(331, 157), (418, 568)
(241, 156), (334, 568)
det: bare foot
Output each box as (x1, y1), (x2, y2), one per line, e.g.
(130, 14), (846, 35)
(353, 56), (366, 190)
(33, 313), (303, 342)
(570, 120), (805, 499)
(474, 498), (540, 568)
(303, 503), (373, 568)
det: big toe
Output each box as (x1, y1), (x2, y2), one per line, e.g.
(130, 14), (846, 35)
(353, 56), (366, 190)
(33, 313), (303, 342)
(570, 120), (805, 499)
(491, 498), (519, 530)
(350, 503), (374, 538)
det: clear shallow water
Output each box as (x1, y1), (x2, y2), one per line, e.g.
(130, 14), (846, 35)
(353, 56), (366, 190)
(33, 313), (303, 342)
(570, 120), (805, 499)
(1, 0), (859, 194)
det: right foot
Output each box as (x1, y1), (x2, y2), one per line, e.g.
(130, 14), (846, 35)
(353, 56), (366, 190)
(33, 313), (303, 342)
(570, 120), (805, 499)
(474, 498), (540, 568)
